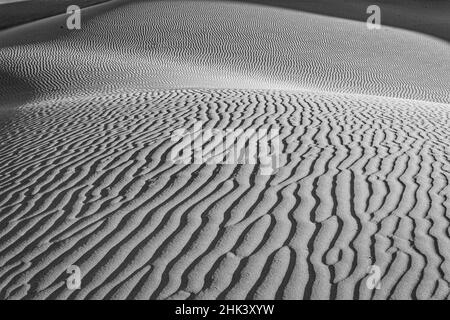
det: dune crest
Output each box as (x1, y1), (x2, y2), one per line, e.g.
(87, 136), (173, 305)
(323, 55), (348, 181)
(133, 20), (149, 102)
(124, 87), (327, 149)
(0, 0), (449, 103)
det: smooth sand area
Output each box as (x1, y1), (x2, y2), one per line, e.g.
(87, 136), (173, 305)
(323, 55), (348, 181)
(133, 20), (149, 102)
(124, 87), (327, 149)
(236, 0), (450, 42)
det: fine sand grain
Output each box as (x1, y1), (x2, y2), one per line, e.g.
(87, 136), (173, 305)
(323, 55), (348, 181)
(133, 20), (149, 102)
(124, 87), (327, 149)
(0, 0), (449, 300)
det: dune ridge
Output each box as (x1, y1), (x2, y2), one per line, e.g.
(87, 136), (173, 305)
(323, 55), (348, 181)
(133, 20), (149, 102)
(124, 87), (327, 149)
(0, 0), (449, 300)
(0, 0), (449, 104)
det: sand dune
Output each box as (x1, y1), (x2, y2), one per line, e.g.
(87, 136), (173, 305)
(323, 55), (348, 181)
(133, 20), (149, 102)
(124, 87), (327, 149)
(1, 0), (449, 103)
(0, 0), (449, 300)
(237, 0), (450, 42)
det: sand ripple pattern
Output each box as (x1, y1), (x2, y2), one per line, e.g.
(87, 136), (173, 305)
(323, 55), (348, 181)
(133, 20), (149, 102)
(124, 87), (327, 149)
(0, 0), (449, 103)
(0, 89), (449, 300)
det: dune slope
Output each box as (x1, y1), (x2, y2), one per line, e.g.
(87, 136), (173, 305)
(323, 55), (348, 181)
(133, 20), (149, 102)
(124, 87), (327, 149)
(0, 0), (449, 103)
(0, 0), (449, 300)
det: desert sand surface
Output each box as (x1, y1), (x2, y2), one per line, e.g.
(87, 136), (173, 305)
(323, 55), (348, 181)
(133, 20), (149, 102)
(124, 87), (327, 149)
(0, 0), (449, 300)
(238, 0), (450, 42)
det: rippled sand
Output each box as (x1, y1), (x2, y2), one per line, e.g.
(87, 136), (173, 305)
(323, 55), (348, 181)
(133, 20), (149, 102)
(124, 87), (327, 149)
(0, 0), (449, 300)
